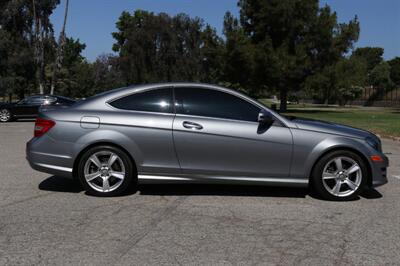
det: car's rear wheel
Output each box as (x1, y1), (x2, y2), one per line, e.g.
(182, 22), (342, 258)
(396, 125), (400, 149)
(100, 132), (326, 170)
(77, 145), (136, 196)
(0, 109), (12, 122)
(312, 150), (367, 201)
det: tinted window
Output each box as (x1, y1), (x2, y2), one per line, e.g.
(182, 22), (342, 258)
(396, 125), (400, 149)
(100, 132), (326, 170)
(55, 96), (75, 105)
(110, 88), (173, 113)
(175, 87), (260, 122)
(26, 96), (45, 105)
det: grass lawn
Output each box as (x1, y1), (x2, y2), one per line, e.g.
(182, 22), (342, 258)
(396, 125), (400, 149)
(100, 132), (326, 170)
(258, 100), (400, 138)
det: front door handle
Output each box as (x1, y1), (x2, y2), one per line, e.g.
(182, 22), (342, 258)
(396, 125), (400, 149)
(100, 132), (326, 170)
(182, 121), (203, 130)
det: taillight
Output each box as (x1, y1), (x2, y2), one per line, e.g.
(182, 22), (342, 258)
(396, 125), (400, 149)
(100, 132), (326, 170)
(34, 118), (55, 137)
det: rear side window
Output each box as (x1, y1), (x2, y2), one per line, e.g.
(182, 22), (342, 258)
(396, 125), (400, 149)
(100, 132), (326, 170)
(109, 88), (173, 113)
(175, 87), (260, 122)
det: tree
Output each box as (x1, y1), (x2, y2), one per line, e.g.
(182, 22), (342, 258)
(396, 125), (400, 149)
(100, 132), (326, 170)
(199, 25), (225, 83)
(91, 54), (125, 96)
(51, 0), (70, 95)
(221, 12), (255, 94)
(352, 47), (384, 73)
(369, 62), (393, 99)
(31, 0), (60, 94)
(0, 0), (36, 99)
(112, 10), (222, 85)
(388, 57), (400, 87)
(238, 0), (360, 111)
(50, 37), (90, 97)
(304, 56), (367, 105)
(335, 57), (367, 105)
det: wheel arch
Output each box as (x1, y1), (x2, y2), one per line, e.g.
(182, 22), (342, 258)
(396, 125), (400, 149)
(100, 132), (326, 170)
(308, 146), (372, 187)
(72, 141), (138, 180)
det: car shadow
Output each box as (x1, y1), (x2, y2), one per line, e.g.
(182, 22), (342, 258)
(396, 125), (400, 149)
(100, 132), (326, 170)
(360, 188), (383, 199)
(38, 176), (383, 200)
(138, 184), (308, 198)
(38, 175), (84, 193)
(38, 176), (308, 198)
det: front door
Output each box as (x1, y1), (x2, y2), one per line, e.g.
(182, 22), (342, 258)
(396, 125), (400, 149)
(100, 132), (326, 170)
(173, 87), (293, 178)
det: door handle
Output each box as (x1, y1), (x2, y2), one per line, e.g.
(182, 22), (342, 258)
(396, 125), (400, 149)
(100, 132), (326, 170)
(182, 121), (203, 130)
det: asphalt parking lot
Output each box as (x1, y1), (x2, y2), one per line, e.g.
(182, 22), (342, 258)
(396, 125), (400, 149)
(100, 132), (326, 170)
(0, 122), (399, 265)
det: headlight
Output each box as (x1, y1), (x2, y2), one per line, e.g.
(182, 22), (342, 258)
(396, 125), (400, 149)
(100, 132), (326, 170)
(365, 137), (380, 151)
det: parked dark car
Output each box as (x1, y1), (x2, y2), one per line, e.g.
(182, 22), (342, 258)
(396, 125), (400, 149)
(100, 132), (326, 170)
(0, 95), (75, 122)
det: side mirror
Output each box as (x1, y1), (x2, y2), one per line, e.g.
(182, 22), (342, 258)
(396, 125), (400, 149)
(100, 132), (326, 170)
(258, 111), (274, 126)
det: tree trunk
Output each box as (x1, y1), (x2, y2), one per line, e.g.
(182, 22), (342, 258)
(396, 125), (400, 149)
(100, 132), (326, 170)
(32, 0), (45, 94)
(51, 0), (69, 95)
(279, 89), (287, 112)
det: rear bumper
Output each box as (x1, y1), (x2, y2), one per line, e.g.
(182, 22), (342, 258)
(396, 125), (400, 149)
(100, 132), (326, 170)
(370, 154), (389, 188)
(26, 138), (74, 179)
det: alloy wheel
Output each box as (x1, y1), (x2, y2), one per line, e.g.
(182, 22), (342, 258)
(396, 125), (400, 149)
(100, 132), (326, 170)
(83, 151), (126, 193)
(0, 109), (11, 122)
(322, 156), (362, 197)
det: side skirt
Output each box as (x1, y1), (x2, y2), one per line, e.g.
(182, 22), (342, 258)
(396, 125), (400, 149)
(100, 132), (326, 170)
(138, 174), (308, 187)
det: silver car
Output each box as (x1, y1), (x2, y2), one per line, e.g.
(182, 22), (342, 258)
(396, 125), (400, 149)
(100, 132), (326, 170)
(26, 83), (388, 200)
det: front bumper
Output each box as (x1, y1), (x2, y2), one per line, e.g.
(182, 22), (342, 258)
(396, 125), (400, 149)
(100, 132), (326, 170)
(370, 153), (389, 187)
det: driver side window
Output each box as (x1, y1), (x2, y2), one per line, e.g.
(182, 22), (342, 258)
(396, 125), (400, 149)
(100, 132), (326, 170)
(174, 87), (261, 122)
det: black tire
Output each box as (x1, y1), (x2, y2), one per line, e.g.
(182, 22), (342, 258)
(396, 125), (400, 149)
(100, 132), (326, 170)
(0, 109), (13, 122)
(311, 150), (368, 201)
(77, 145), (136, 197)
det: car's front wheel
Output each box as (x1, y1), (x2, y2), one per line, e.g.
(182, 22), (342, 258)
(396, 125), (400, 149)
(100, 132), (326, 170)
(0, 109), (12, 122)
(312, 150), (368, 201)
(77, 145), (136, 196)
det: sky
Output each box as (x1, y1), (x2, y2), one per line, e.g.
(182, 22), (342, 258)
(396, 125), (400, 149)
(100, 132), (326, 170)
(51, 0), (400, 62)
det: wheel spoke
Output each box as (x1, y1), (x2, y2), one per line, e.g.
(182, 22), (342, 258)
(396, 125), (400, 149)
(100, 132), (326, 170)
(107, 154), (118, 168)
(85, 171), (100, 182)
(334, 158), (343, 171)
(102, 178), (110, 191)
(345, 179), (357, 190)
(347, 164), (360, 175)
(110, 171), (124, 180)
(332, 181), (342, 195)
(89, 155), (102, 168)
(322, 172), (336, 180)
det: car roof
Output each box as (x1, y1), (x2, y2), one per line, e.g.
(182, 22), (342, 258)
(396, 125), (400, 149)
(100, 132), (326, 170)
(71, 82), (292, 127)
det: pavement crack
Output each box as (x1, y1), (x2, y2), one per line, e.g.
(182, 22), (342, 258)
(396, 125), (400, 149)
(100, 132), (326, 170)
(0, 192), (54, 209)
(112, 196), (187, 265)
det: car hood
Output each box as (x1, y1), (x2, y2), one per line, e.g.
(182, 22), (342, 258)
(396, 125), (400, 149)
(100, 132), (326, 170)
(290, 116), (376, 140)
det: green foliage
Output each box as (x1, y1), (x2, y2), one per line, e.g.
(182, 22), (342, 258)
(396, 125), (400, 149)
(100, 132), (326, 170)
(388, 57), (400, 86)
(0, 0), (397, 103)
(335, 57), (367, 105)
(304, 56), (367, 105)
(112, 10), (223, 84)
(369, 61), (394, 98)
(0, 0), (59, 98)
(51, 37), (92, 97)
(352, 47), (384, 72)
(237, 0), (360, 111)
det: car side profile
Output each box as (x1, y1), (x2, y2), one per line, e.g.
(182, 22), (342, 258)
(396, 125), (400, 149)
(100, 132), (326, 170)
(26, 83), (388, 200)
(0, 95), (75, 122)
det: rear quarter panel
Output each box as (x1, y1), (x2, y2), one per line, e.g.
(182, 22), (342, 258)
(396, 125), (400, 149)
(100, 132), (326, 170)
(44, 108), (179, 174)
